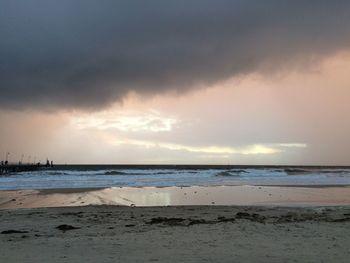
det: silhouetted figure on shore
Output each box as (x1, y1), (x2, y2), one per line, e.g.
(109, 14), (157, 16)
(4, 160), (8, 165)
(51, 161), (54, 168)
(1, 161), (3, 166)
(46, 159), (50, 167)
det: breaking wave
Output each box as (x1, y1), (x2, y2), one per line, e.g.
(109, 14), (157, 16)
(215, 170), (248, 177)
(284, 168), (350, 175)
(103, 171), (132, 175)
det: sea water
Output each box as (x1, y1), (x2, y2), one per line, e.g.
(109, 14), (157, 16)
(1, 166), (350, 190)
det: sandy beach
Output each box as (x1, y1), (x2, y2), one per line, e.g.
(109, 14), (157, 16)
(1, 205), (350, 262)
(1, 186), (350, 262)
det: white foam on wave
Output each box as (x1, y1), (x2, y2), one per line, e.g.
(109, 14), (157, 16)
(0, 168), (350, 190)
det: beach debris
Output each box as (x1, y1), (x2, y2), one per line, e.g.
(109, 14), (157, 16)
(1, 230), (29, 234)
(56, 224), (80, 231)
(144, 209), (350, 225)
(146, 216), (236, 226)
(217, 216), (236, 223)
(186, 219), (207, 225)
(327, 217), (350, 223)
(236, 212), (250, 218)
(235, 212), (266, 223)
(146, 217), (186, 226)
(60, 212), (84, 216)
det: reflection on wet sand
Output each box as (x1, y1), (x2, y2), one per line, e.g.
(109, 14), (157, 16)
(1, 185), (350, 209)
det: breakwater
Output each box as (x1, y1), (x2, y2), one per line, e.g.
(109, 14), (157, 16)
(0, 164), (43, 175)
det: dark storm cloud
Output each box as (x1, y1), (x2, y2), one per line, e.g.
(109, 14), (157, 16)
(1, 0), (350, 110)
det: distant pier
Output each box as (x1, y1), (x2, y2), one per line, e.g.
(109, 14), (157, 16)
(0, 164), (50, 175)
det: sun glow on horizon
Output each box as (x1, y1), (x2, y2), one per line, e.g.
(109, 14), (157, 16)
(69, 106), (307, 158)
(108, 138), (306, 156)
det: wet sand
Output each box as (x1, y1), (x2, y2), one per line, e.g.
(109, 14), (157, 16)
(1, 185), (350, 209)
(1, 205), (350, 262)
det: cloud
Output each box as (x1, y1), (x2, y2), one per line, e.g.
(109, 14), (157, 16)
(278, 143), (307, 148)
(109, 138), (305, 156)
(1, 1), (350, 110)
(72, 110), (177, 132)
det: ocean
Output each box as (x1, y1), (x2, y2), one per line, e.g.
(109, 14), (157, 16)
(1, 165), (350, 190)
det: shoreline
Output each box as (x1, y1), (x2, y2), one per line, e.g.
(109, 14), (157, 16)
(1, 185), (350, 209)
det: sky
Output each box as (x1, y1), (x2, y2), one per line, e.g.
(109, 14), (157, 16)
(1, 1), (350, 165)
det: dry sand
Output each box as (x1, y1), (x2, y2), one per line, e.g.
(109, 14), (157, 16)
(1, 205), (350, 262)
(1, 186), (350, 262)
